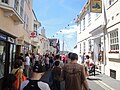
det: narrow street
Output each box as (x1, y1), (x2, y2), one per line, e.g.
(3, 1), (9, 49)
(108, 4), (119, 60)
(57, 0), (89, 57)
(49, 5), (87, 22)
(40, 70), (120, 90)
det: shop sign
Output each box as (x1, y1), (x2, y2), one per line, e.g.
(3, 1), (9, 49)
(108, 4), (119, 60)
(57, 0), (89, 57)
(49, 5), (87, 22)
(8, 37), (15, 43)
(0, 34), (7, 41)
(16, 38), (24, 45)
(30, 31), (37, 38)
(90, 0), (102, 13)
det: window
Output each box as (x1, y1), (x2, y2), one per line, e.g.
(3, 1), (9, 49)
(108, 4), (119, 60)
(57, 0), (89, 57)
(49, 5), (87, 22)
(83, 42), (86, 52)
(110, 30), (119, 50)
(80, 43), (81, 53)
(88, 12), (91, 25)
(14, 0), (19, 12)
(83, 18), (85, 30)
(108, 0), (118, 7)
(109, 0), (115, 5)
(34, 24), (37, 31)
(24, 14), (29, 31)
(79, 23), (81, 33)
(20, 0), (24, 17)
(2, 0), (8, 4)
(88, 40), (92, 51)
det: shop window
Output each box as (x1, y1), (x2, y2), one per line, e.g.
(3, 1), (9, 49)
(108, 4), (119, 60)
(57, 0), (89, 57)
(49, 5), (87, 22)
(110, 30), (119, 51)
(0, 41), (6, 78)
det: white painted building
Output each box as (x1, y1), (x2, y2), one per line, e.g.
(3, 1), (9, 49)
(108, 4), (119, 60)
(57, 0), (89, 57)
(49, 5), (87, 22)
(76, 0), (120, 80)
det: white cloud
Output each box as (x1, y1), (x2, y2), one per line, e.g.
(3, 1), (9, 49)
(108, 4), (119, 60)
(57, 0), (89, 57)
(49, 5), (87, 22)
(57, 24), (79, 37)
(58, 25), (78, 33)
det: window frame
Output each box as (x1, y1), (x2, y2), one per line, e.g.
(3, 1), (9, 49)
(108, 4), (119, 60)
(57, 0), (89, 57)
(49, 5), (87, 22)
(109, 30), (119, 51)
(1, 0), (8, 4)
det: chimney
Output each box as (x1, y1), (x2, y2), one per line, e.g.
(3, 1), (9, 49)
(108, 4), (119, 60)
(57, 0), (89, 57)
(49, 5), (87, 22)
(41, 27), (45, 36)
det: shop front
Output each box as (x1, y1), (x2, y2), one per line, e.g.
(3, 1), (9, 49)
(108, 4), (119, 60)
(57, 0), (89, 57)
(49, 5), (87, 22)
(0, 32), (16, 89)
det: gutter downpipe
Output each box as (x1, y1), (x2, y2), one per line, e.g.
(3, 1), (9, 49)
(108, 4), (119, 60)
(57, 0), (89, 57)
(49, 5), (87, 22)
(103, 0), (107, 74)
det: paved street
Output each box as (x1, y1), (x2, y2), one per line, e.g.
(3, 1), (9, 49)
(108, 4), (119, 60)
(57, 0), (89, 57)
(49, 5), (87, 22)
(41, 70), (120, 90)
(88, 80), (105, 90)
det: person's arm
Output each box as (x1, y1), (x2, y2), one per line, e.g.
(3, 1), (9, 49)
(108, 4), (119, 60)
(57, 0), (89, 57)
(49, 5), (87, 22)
(83, 80), (89, 90)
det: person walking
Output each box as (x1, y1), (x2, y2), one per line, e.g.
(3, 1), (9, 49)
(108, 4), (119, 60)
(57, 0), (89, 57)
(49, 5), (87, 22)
(62, 53), (89, 90)
(24, 53), (30, 78)
(2, 74), (17, 90)
(11, 60), (27, 90)
(52, 61), (62, 90)
(17, 53), (25, 69)
(54, 54), (64, 68)
(20, 62), (50, 90)
(84, 55), (90, 77)
(81, 52), (85, 64)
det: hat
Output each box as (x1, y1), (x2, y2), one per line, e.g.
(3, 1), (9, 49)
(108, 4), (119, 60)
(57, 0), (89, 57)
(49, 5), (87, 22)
(33, 63), (45, 73)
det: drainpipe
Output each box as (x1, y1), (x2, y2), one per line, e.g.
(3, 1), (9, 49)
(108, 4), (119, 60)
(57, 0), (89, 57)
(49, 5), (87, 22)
(103, 0), (107, 74)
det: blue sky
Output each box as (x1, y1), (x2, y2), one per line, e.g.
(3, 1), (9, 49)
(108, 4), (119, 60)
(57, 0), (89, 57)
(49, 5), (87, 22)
(33, 0), (87, 51)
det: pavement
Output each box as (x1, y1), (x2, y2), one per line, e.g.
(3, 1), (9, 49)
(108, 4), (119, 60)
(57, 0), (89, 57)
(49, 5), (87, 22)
(87, 70), (120, 90)
(41, 70), (120, 90)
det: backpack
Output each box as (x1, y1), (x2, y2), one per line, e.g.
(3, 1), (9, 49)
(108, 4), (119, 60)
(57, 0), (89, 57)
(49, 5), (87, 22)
(23, 80), (41, 90)
(52, 67), (61, 81)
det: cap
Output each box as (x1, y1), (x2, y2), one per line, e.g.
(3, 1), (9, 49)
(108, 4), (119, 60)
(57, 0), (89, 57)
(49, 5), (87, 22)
(33, 63), (45, 73)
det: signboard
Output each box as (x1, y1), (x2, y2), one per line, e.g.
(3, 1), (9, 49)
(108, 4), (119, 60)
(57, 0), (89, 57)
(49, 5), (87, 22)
(30, 31), (37, 38)
(16, 38), (24, 45)
(90, 0), (102, 13)
(8, 37), (14, 43)
(0, 34), (7, 41)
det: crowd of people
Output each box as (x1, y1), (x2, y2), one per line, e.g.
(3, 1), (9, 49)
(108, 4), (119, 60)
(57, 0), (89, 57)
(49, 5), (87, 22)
(1, 52), (92, 90)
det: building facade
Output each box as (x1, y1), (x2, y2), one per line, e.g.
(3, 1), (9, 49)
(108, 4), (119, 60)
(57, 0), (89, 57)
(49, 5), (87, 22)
(0, 0), (42, 84)
(76, 0), (120, 80)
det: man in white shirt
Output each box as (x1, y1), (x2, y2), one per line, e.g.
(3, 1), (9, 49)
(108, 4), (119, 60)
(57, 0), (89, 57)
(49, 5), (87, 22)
(24, 53), (30, 78)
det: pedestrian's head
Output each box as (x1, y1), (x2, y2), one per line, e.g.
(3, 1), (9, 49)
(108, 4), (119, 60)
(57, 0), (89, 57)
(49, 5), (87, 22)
(14, 60), (22, 69)
(55, 54), (60, 60)
(67, 52), (73, 59)
(25, 53), (29, 57)
(33, 63), (45, 73)
(20, 53), (23, 56)
(54, 61), (60, 67)
(70, 53), (78, 61)
(86, 55), (89, 59)
(83, 52), (85, 55)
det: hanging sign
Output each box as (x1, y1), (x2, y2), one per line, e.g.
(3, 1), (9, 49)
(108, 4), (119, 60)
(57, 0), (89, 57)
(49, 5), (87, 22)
(16, 38), (24, 45)
(30, 31), (37, 38)
(90, 0), (102, 13)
